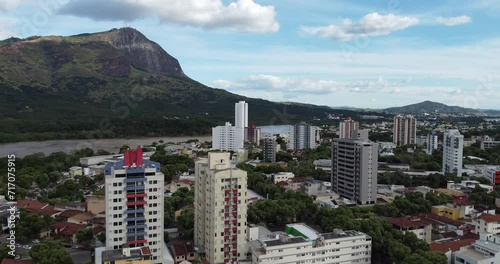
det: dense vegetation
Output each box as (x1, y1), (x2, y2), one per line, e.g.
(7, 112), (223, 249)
(29, 241), (72, 264)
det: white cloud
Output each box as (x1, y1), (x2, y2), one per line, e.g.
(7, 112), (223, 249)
(436, 16), (471, 26)
(0, 18), (17, 40)
(301, 13), (419, 42)
(0, 0), (20, 12)
(61, 0), (279, 33)
(212, 75), (396, 94)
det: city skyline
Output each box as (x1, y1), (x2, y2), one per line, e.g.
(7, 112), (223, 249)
(1, 0), (499, 109)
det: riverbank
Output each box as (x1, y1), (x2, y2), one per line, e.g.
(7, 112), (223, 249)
(0, 136), (211, 158)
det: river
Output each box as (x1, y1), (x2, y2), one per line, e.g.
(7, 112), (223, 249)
(0, 136), (212, 158)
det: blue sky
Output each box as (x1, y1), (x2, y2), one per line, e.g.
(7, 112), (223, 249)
(1, 0), (499, 109)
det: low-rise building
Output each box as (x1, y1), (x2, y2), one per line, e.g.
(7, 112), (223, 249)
(388, 215), (432, 243)
(170, 242), (196, 264)
(431, 238), (477, 264)
(86, 195), (105, 215)
(432, 205), (460, 220)
(248, 223), (372, 264)
(301, 179), (331, 196)
(454, 233), (500, 264)
(481, 140), (500, 150)
(169, 179), (195, 193)
(69, 166), (83, 177)
(484, 166), (500, 186)
(313, 159), (332, 172)
(67, 212), (93, 225)
(271, 172), (295, 184)
(473, 214), (500, 235)
(50, 222), (88, 243)
(102, 246), (153, 264)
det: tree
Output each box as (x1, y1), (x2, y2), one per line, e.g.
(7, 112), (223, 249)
(0, 244), (13, 260)
(403, 251), (448, 264)
(76, 228), (94, 245)
(96, 233), (106, 244)
(177, 208), (194, 239)
(388, 241), (412, 264)
(29, 241), (72, 264)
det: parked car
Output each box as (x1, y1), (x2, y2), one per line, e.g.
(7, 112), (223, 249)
(72, 245), (79, 249)
(22, 245), (31, 250)
(32, 239), (40, 244)
(15, 244), (21, 248)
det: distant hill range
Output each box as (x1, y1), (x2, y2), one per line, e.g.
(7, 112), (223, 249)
(383, 100), (500, 115)
(0, 28), (381, 143)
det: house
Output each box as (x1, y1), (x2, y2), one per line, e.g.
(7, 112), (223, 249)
(420, 213), (467, 232)
(388, 215), (432, 243)
(169, 179), (195, 193)
(170, 242), (196, 263)
(271, 172), (295, 184)
(68, 212), (94, 225)
(51, 222), (88, 243)
(36, 205), (61, 218)
(472, 214), (500, 235)
(431, 238), (477, 264)
(16, 200), (49, 213)
(86, 195), (105, 215)
(432, 205), (460, 220)
(69, 166), (83, 177)
(57, 209), (85, 222)
(287, 177), (310, 191)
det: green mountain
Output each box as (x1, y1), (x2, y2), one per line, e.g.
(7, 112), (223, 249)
(383, 100), (481, 115)
(0, 28), (367, 143)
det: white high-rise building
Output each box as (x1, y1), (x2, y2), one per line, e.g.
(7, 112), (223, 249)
(212, 122), (245, 152)
(332, 130), (377, 204)
(235, 101), (248, 129)
(427, 131), (439, 155)
(288, 123), (320, 151)
(194, 153), (248, 264)
(393, 115), (417, 146)
(442, 129), (464, 176)
(339, 117), (359, 139)
(104, 147), (164, 263)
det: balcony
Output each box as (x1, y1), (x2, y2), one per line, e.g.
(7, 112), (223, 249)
(224, 228), (230, 233)
(127, 232), (146, 237)
(224, 190), (230, 195)
(125, 185), (145, 191)
(232, 212), (238, 217)
(127, 239), (147, 246)
(126, 201), (147, 206)
(127, 224), (146, 229)
(125, 216), (145, 222)
(125, 178), (146, 183)
(125, 208), (145, 214)
(126, 193), (147, 199)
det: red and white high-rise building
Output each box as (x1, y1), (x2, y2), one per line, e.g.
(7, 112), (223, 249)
(104, 147), (164, 263)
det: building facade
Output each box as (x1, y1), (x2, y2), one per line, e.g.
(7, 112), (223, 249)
(235, 101), (248, 129)
(248, 224), (372, 264)
(339, 117), (359, 139)
(481, 141), (500, 150)
(454, 233), (500, 264)
(263, 138), (277, 163)
(427, 131), (439, 155)
(484, 166), (500, 186)
(194, 153), (247, 264)
(288, 123), (320, 151)
(104, 147), (164, 263)
(248, 125), (261, 145)
(212, 122), (245, 152)
(393, 115), (417, 146)
(473, 214), (500, 235)
(388, 216), (432, 243)
(102, 246), (153, 264)
(442, 129), (464, 176)
(331, 130), (377, 204)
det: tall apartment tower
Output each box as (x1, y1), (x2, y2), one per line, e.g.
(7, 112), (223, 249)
(332, 130), (377, 205)
(104, 147), (164, 263)
(427, 131), (439, 155)
(393, 115), (417, 146)
(442, 129), (464, 176)
(212, 122), (245, 152)
(247, 124), (261, 145)
(288, 123), (320, 151)
(263, 138), (277, 163)
(194, 153), (248, 264)
(339, 117), (359, 139)
(235, 101), (248, 129)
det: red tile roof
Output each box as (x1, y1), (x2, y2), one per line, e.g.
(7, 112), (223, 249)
(185, 241), (195, 253)
(58, 209), (84, 219)
(176, 180), (195, 185)
(1, 260), (33, 264)
(419, 213), (466, 228)
(36, 205), (60, 216)
(93, 225), (105, 234)
(477, 214), (500, 223)
(141, 246), (152, 256)
(69, 212), (93, 222)
(172, 243), (187, 257)
(431, 239), (476, 253)
(276, 181), (289, 186)
(16, 200), (48, 212)
(51, 222), (87, 235)
(388, 216), (432, 229)
(453, 199), (474, 206)
(289, 177), (309, 182)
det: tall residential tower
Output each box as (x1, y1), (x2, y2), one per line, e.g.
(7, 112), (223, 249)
(332, 130), (377, 204)
(339, 117), (359, 139)
(393, 115), (417, 146)
(288, 123), (320, 151)
(194, 153), (248, 264)
(427, 131), (439, 155)
(104, 147), (164, 263)
(442, 129), (464, 176)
